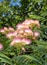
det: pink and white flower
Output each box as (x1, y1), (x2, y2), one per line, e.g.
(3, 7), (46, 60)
(6, 31), (18, 39)
(9, 27), (15, 32)
(10, 38), (22, 46)
(16, 23), (23, 29)
(0, 19), (40, 47)
(33, 31), (40, 39)
(16, 23), (29, 29)
(24, 28), (33, 36)
(10, 37), (31, 46)
(16, 29), (24, 34)
(0, 43), (3, 50)
(23, 19), (34, 24)
(22, 20), (31, 25)
(4, 27), (8, 31)
(0, 28), (5, 34)
(34, 20), (40, 27)
(6, 32), (14, 39)
(22, 38), (31, 45)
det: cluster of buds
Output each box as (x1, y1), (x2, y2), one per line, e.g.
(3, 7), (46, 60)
(0, 19), (40, 47)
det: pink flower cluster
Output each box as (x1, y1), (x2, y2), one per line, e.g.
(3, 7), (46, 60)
(0, 19), (40, 46)
(0, 43), (3, 50)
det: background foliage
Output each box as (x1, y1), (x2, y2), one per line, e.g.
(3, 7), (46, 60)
(0, 0), (47, 65)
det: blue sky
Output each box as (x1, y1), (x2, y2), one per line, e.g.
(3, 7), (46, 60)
(0, 0), (3, 2)
(0, 0), (21, 6)
(10, 0), (21, 6)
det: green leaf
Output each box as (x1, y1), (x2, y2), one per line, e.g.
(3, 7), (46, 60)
(14, 55), (42, 65)
(0, 52), (13, 65)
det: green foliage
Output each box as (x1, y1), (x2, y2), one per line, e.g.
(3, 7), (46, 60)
(14, 55), (42, 65)
(0, 52), (13, 65)
(0, 33), (11, 48)
(0, 0), (47, 65)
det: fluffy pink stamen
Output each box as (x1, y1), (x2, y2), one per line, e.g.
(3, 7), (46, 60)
(24, 28), (33, 36)
(34, 31), (40, 37)
(0, 28), (5, 33)
(9, 27), (15, 31)
(0, 43), (3, 50)
(10, 38), (22, 46)
(22, 38), (31, 45)
(16, 23), (29, 29)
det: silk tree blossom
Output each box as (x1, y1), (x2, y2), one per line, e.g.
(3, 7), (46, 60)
(22, 38), (31, 45)
(23, 19), (34, 24)
(0, 19), (40, 47)
(6, 32), (14, 39)
(34, 20), (40, 27)
(16, 28), (33, 38)
(16, 29), (24, 34)
(0, 27), (15, 34)
(23, 19), (40, 28)
(9, 27), (15, 32)
(24, 19), (40, 27)
(24, 28), (33, 36)
(0, 43), (3, 50)
(17, 33), (28, 38)
(18, 30), (24, 34)
(17, 34), (23, 38)
(6, 32), (15, 39)
(10, 38), (22, 46)
(16, 23), (29, 29)
(4, 27), (15, 32)
(14, 30), (25, 38)
(16, 23), (23, 29)
(10, 38), (31, 46)
(22, 20), (31, 25)
(4, 27), (8, 31)
(29, 20), (40, 28)
(13, 31), (18, 36)
(22, 20), (35, 29)
(33, 31), (40, 39)
(23, 32), (28, 37)
(6, 31), (17, 39)
(0, 28), (5, 34)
